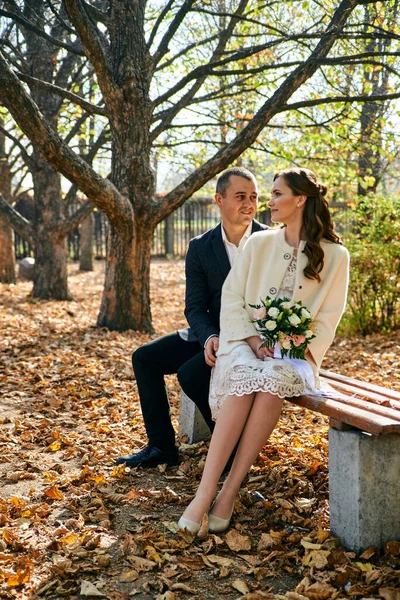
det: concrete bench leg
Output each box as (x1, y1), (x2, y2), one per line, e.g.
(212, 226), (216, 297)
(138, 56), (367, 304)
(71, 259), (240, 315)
(178, 389), (210, 444)
(329, 428), (400, 553)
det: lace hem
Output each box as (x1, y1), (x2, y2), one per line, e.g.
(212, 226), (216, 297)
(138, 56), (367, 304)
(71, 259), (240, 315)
(209, 343), (315, 420)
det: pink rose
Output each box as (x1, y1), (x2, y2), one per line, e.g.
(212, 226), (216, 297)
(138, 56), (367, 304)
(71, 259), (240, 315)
(278, 332), (292, 350)
(291, 334), (306, 347)
(254, 307), (267, 320)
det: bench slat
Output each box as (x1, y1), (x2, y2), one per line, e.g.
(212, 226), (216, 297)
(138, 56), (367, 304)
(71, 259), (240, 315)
(320, 378), (400, 418)
(320, 369), (400, 401)
(289, 393), (400, 435)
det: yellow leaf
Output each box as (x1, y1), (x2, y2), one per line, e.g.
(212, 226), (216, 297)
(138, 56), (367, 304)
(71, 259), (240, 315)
(355, 561), (374, 572)
(144, 545), (162, 563)
(59, 533), (79, 545)
(10, 497), (26, 508)
(47, 441), (61, 452)
(232, 579), (249, 594)
(44, 486), (63, 500)
(316, 529), (330, 544)
(302, 550), (329, 569)
(7, 567), (30, 587)
(301, 538), (322, 550)
(119, 569), (138, 582)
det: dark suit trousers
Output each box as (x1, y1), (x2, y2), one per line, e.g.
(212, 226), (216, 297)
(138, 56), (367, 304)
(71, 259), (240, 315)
(132, 332), (214, 451)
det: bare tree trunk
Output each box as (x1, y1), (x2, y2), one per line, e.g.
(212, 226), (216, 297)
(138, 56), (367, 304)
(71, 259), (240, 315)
(357, 4), (392, 196)
(32, 152), (72, 299)
(0, 120), (16, 283)
(97, 217), (154, 332)
(24, 0), (72, 299)
(34, 228), (70, 299)
(79, 212), (93, 271)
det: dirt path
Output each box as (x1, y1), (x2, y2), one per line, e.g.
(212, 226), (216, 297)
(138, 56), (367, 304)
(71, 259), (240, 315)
(0, 261), (399, 600)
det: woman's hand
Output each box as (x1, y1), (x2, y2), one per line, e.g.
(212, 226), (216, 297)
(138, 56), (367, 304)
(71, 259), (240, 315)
(246, 336), (275, 360)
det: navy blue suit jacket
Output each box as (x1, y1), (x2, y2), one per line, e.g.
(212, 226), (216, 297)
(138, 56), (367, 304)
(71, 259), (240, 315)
(183, 220), (268, 347)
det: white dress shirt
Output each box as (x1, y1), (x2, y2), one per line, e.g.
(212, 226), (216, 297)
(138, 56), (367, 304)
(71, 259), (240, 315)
(221, 222), (253, 267)
(203, 222), (253, 347)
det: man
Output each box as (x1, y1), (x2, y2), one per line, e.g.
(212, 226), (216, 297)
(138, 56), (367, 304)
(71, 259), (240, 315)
(116, 166), (268, 468)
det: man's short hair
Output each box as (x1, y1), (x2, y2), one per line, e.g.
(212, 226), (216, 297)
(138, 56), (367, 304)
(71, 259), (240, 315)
(216, 167), (257, 197)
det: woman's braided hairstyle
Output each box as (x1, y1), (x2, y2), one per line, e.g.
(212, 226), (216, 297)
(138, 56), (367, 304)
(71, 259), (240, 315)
(273, 167), (342, 282)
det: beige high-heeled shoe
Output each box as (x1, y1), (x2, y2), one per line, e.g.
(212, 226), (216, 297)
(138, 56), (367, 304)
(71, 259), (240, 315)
(208, 506), (234, 533)
(177, 515), (201, 534)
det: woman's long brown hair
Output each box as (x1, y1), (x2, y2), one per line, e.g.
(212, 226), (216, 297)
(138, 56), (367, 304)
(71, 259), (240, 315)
(273, 168), (341, 282)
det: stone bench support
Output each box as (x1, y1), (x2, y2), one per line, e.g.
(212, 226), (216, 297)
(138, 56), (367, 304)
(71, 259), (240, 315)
(329, 428), (400, 552)
(178, 389), (210, 444)
(178, 388), (400, 552)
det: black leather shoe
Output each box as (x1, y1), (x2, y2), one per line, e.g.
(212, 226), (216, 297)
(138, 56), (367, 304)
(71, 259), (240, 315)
(116, 445), (180, 468)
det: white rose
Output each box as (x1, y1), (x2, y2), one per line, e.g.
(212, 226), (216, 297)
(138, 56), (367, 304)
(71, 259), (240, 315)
(265, 320), (277, 331)
(305, 329), (314, 338)
(288, 314), (301, 326)
(282, 339), (292, 350)
(267, 307), (280, 318)
(301, 308), (311, 320)
(281, 302), (291, 310)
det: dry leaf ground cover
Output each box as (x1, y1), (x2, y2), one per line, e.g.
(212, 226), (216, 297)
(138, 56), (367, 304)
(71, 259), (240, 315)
(0, 260), (399, 600)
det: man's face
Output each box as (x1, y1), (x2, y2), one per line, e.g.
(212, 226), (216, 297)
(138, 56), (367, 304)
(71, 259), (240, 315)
(215, 175), (258, 227)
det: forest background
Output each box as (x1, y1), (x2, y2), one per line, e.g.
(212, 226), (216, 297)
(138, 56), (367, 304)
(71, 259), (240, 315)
(0, 1), (399, 599)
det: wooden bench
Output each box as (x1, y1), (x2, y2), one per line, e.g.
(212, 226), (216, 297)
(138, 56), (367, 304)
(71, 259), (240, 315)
(179, 370), (400, 553)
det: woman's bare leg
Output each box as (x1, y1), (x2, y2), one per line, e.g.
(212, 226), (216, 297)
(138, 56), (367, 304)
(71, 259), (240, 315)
(181, 393), (254, 523)
(211, 391), (284, 519)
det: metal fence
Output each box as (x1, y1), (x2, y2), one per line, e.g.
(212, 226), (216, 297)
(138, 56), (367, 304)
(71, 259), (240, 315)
(14, 200), (272, 261)
(14, 198), (348, 261)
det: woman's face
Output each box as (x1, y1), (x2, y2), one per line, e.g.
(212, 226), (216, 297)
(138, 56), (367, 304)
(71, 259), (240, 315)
(268, 176), (306, 225)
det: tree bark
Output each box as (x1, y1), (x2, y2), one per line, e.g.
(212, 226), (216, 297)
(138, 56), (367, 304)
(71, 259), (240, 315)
(97, 216), (155, 332)
(357, 3), (394, 196)
(0, 121), (16, 283)
(0, 215), (16, 284)
(79, 212), (93, 271)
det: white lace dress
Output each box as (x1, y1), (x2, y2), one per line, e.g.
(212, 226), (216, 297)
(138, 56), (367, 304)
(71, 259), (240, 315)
(209, 251), (319, 420)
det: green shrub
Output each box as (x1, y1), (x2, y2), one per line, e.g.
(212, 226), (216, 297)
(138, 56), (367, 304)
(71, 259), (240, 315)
(336, 194), (400, 336)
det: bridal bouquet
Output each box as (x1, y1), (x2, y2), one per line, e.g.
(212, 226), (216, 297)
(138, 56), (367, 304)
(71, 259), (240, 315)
(249, 296), (316, 360)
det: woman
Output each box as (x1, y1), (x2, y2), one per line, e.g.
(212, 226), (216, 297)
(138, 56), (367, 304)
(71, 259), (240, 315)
(178, 167), (349, 534)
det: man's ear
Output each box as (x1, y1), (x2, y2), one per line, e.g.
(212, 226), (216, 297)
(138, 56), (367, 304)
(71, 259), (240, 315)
(215, 193), (223, 208)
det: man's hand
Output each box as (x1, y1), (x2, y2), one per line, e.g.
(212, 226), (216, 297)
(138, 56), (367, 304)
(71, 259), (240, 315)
(204, 336), (219, 367)
(246, 335), (274, 360)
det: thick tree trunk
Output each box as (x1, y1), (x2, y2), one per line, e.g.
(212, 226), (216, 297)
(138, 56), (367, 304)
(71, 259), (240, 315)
(32, 153), (71, 299)
(34, 228), (70, 299)
(97, 217), (154, 332)
(79, 212), (93, 271)
(24, 0), (71, 299)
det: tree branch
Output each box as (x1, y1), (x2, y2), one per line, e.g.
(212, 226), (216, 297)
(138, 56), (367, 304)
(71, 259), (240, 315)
(59, 198), (94, 236)
(152, 0), (250, 141)
(0, 51), (129, 225)
(153, 0), (197, 67)
(16, 72), (106, 115)
(154, 37), (309, 107)
(157, 0), (361, 219)
(0, 8), (85, 55)
(63, 0), (117, 102)
(156, 32), (220, 72)
(278, 92), (400, 112)
(0, 193), (34, 245)
(147, 0), (176, 50)
(0, 123), (34, 169)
